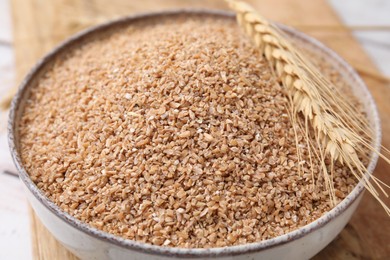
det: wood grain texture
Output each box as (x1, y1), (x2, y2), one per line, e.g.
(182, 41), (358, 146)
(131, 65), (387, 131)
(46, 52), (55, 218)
(10, 0), (390, 259)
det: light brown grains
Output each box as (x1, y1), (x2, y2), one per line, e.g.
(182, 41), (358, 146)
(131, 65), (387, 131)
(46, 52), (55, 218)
(203, 133), (214, 142)
(19, 14), (363, 248)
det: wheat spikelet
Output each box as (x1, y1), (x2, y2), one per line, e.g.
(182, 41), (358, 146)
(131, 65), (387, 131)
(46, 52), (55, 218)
(226, 0), (390, 214)
(227, 0), (358, 165)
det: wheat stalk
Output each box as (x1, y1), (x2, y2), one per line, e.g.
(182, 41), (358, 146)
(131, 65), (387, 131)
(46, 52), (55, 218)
(226, 0), (390, 214)
(226, 0), (361, 168)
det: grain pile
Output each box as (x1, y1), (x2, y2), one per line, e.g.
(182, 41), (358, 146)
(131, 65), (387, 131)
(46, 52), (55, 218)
(19, 14), (361, 248)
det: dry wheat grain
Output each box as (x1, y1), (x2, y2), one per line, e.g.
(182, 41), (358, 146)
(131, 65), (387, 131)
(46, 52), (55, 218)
(19, 14), (365, 248)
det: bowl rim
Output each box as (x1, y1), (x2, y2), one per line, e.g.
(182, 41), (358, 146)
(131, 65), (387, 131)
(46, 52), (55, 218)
(8, 9), (381, 258)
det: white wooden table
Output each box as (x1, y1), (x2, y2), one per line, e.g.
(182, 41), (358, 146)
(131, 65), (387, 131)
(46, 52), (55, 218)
(0, 0), (32, 259)
(0, 0), (389, 259)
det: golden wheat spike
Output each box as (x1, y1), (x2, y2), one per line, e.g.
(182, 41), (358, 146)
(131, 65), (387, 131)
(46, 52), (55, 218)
(226, 0), (390, 214)
(227, 0), (360, 165)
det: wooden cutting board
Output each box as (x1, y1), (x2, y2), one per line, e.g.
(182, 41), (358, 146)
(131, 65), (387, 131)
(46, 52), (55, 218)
(11, 0), (390, 259)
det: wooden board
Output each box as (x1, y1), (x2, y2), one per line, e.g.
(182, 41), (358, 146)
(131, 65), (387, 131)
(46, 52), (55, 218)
(11, 0), (390, 259)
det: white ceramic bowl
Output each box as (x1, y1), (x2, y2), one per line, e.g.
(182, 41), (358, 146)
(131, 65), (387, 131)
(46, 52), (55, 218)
(8, 10), (381, 260)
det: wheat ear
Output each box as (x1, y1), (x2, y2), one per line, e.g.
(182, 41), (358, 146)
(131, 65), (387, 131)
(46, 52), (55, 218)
(226, 0), (360, 165)
(226, 0), (390, 214)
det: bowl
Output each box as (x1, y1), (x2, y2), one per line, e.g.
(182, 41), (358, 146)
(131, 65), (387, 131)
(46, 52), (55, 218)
(8, 10), (381, 260)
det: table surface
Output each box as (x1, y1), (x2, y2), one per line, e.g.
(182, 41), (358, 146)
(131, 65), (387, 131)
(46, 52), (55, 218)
(1, 0), (390, 259)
